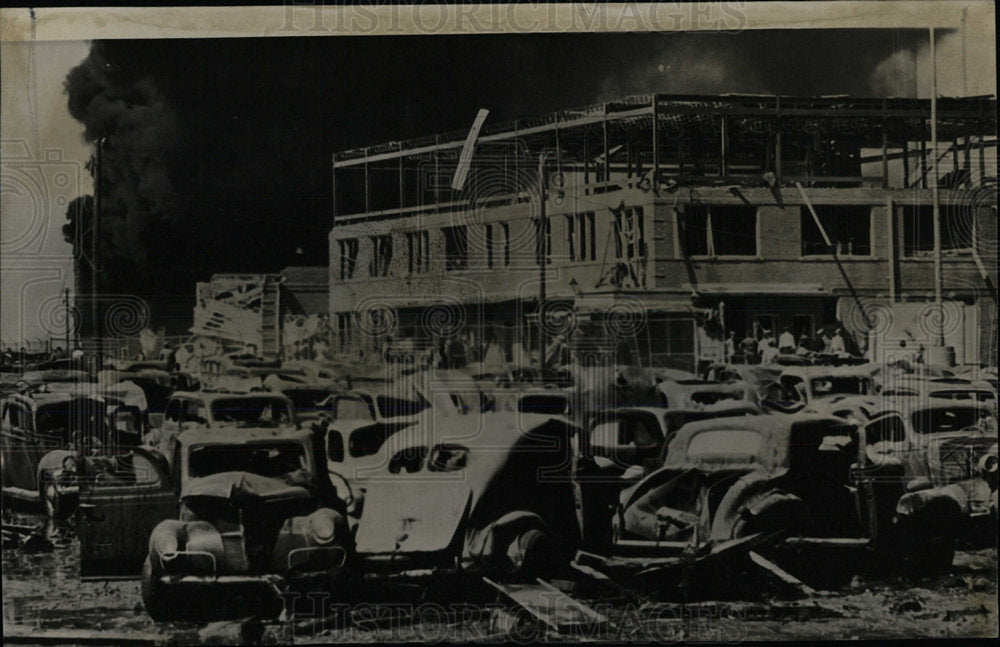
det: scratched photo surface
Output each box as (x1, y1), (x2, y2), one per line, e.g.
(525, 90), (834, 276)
(1, 2), (997, 643)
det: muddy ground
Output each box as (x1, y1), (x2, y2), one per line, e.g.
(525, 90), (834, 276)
(2, 511), (997, 644)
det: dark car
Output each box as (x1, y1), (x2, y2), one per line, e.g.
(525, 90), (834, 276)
(77, 427), (349, 621)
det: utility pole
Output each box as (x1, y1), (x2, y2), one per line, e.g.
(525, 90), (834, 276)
(92, 137), (104, 344)
(930, 27), (945, 347)
(64, 288), (71, 354)
(537, 152), (547, 370)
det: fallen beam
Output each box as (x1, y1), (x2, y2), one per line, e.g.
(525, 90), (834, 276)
(483, 576), (609, 635)
(1, 627), (163, 646)
(748, 551), (817, 596)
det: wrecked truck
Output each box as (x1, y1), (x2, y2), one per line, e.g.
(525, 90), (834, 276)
(77, 427), (350, 621)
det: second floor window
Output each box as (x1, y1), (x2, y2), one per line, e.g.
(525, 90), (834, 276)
(443, 225), (468, 271)
(614, 206), (647, 260)
(338, 238), (359, 280)
(407, 230), (429, 274)
(370, 234), (392, 277)
(801, 205), (872, 256)
(678, 205), (756, 256)
(485, 222), (512, 269)
(567, 212), (597, 262)
(902, 205), (973, 257)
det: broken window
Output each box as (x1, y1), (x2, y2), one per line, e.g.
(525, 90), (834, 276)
(902, 205), (973, 256)
(443, 225), (468, 271)
(678, 205), (756, 256)
(336, 312), (352, 351)
(369, 234), (393, 277)
(801, 205), (872, 256)
(338, 238), (359, 280)
(485, 222), (510, 268)
(533, 218), (551, 265)
(566, 212), (597, 262)
(614, 206), (646, 259)
(406, 230), (429, 274)
(711, 205), (757, 256)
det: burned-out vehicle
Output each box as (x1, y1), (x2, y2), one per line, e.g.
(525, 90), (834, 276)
(585, 402), (761, 471)
(654, 379), (758, 409)
(77, 427), (350, 621)
(322, 387), (427, 483)
(150, 391), (297, 464)
(340, 412), (581, 583)
(879, 376), (998, 413)
(1, 388), (141, 507)
(777, 366), (877, 412)
(613, 415), (861, 547)
(858, 399), (998, 555)
(603, 412), (966, 585)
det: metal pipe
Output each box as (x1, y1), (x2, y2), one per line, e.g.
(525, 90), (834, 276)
(537, 153), (547, 369)
(931, 26), (945, 346)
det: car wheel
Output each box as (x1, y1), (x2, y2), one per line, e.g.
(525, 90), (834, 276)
(503, 528), (555, 583)
(141, 556), (175, 622)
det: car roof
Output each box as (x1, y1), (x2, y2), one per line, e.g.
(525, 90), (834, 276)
(375, 411), (576, 455)
(171, 390), (293, 402)
(780, 365), (875, 379)
(864, 396), (995, 419)
(178, 426), (312, 446)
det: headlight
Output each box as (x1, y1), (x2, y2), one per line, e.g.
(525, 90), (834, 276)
(151, 528), (180, 557)
(310, 512), (337, 544)
(978, 453), (999, 476)
(61, 455), (78, 473)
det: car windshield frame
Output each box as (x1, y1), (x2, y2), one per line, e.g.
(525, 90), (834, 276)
(810, 376), (871, 397)
(683, 429), (764, 463)
(187, 441), (310, 480)
(910, 406), (991, 435)
(209, 396), (294, 427)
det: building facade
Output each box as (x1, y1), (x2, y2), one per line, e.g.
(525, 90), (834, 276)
(329, 95), (997, 371)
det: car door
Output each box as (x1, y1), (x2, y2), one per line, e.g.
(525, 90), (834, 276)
(77, 448), (177, 579)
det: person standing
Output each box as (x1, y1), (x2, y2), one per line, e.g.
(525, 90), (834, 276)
(778, 327), (795, 354)
(760, 339), (779, 364)
(740, 330), (759, 364)
(724, 331), (736, 363)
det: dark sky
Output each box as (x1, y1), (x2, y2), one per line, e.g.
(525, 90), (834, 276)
(64, 30), (930, 330)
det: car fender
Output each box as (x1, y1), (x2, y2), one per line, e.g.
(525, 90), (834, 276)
(895, 484), (966, 524)
(463, 511), (548, 567)
(710, 470), (792, 541)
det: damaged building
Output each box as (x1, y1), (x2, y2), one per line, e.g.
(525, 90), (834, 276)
(328, 94), (997, 371)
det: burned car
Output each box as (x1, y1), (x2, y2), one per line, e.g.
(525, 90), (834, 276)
(859, 399), (998, 554)
(2, 387), (141, 507)
(585, 402), (761, 472)
(77, 427), (349, 621)
(777, 365), (877, 411)
(654, 379), (758, 409)
(613, 415), (861, 548)
(341, 412), (581, 583)
(322, 387), (427, 484)
(149, 391), (298, 465)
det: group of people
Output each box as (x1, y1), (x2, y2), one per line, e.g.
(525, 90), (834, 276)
(724, 323), (855, 365)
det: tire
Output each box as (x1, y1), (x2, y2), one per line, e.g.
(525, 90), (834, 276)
(141, 556), (175, 622)
(502, 528), (556, 583)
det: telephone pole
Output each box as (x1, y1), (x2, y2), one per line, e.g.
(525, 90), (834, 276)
(537, 152), (548, 370)
(64, 288), (71, 353)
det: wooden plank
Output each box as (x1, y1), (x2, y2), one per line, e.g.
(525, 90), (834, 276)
(1, 627), (163, 646)
(482, 577), (608, 635)
(748, 550), (817, 596)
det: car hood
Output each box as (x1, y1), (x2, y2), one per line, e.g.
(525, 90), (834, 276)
(182, 471), (314, 504)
